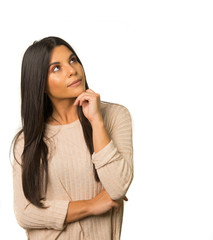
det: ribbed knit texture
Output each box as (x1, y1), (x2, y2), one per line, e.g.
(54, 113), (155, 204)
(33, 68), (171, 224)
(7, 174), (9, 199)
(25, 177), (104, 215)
(13, 102), (134, 240)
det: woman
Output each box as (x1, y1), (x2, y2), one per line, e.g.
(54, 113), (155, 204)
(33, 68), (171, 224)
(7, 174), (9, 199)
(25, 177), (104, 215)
(12, 36), (133, 240)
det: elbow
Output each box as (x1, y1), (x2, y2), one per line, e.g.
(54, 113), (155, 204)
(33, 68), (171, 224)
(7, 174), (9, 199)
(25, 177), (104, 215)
(121, 170), (134, 198)
(13, 203), (67, 231)
(14, 201), (33, 229)
(14, 210), (30, 229)
(110, 170), (134, 200)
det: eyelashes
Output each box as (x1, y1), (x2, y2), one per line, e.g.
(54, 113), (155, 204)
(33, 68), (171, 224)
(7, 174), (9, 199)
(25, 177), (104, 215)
(51, 57), (78, 73)
(69, 56), (77, 63)
(52, 65), (60, 72)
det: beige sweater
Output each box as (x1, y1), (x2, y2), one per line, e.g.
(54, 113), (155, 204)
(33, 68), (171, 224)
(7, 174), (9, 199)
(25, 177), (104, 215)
(13, 102), (134, 240)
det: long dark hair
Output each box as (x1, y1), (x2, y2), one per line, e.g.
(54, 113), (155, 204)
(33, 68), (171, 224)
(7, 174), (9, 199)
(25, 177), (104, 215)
(12, 36), (100, 208)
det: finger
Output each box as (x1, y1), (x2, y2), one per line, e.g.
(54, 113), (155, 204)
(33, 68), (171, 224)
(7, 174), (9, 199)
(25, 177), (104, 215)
(74, 92), (85, 105)
(114, 201), (122, 212)
(86, 89), (100, 99)
(74, 97), (80, 106)
(74, 91), (87, 104)
(115, 206), (120, 212)
(74, 92), (92, 105)
(113, 201), (120, 210)
(123, 196), (128, 201)
(79, 96), (89, 106)
(86, 89), (95, 93)
(82, 92), (99, 104)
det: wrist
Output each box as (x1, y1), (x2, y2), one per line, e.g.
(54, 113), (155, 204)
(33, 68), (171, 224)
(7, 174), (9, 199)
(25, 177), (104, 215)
(90, 115), (104, 127)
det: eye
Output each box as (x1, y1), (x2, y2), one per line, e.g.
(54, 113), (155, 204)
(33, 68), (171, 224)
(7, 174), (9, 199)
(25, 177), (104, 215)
(52, 65), (60, 72)
(70, 56), (77, 64)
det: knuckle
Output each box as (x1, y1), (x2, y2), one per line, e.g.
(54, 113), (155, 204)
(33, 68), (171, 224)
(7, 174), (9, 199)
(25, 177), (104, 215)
(109, 199), (114, 206)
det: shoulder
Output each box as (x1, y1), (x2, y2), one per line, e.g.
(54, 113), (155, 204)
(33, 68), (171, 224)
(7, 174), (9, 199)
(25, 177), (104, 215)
(13, 132), (25, 164)
(14, 132), (24, 148)
(100, 101), (132, 132)
(100, 101), (131, 117)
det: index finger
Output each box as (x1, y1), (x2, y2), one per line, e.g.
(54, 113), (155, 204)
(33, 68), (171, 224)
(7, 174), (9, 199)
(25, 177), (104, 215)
(86, 88), (95, 93)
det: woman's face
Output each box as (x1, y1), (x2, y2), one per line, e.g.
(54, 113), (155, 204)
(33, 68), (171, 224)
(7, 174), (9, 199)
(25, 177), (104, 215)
(46, 45), (86, 101)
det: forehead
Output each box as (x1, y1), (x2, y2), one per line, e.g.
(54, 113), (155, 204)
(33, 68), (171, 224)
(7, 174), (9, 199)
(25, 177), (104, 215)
(49, 45), (73, 62)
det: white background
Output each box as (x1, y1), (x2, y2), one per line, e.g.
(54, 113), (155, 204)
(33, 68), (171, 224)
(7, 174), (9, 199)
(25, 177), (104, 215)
(0, 0), (213, 239)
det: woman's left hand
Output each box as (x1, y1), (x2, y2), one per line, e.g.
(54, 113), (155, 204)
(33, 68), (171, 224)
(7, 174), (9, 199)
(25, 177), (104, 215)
(74, 89), (103, 124)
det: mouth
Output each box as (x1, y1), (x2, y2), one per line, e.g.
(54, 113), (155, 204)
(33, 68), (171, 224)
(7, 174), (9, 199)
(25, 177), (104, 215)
(67, 79), (82, 87)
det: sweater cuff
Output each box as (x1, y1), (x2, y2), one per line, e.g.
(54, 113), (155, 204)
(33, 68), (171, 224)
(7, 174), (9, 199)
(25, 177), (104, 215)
(45, 200), (69, 230)
(91, 140), (118, 169)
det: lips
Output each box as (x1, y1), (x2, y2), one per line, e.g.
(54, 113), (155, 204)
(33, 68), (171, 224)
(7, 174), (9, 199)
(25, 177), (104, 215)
(67, 79), (81, 87)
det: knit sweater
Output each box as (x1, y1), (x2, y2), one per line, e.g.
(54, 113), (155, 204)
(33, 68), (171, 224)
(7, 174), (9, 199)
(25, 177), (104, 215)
(13, 101), (134, 240)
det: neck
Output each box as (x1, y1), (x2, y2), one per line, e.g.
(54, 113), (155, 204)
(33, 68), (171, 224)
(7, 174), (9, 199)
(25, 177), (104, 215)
(48, 98), (79, 125)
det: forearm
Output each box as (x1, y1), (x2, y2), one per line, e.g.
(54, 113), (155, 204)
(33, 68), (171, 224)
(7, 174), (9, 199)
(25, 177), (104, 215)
(90, 116), (111, 154)
(65, 189), (125, 224)
(65, 200), (92, 223)
(93, 149), (133, 200)
(91, 107), (134, 200)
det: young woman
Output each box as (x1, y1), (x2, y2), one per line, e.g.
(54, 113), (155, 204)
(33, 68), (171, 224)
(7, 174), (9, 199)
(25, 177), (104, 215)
(12, 36), (134, 240)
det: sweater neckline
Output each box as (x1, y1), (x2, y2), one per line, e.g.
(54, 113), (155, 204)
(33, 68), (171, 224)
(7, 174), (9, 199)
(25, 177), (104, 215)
(45, 118), (80, 130)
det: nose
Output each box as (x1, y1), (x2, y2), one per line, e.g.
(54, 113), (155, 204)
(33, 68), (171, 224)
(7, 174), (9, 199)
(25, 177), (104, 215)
(66, 64), (77, 76)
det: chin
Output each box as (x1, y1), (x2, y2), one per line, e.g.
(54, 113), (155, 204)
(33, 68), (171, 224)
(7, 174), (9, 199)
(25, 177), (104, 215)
(78, 86), (86, 93)
(71, 86), (85, 97)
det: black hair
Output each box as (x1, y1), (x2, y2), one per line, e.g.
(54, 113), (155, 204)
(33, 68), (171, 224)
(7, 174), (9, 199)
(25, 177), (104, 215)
(12, 36), (100, 208)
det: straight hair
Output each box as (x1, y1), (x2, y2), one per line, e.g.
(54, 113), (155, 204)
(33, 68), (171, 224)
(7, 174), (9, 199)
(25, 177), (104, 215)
(12, 36), (101, 208)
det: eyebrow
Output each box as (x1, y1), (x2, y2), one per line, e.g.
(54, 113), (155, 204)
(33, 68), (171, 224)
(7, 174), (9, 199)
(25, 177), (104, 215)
(49, 53), (75, 68)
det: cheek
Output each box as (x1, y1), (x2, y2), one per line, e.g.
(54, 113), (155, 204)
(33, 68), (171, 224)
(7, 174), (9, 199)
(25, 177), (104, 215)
(46, 75), (64, 95)
(78, 66), (86, 82)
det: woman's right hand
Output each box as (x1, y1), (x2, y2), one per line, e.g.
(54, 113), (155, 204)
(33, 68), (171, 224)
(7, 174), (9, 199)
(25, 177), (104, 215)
(89, 189), (128, 216)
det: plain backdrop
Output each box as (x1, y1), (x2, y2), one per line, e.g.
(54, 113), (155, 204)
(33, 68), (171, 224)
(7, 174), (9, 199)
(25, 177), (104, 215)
(0, 0), (213, 239)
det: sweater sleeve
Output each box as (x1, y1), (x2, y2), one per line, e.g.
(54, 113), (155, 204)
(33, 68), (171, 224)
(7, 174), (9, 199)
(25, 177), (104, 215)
(91, 105), (134, 200)
(13, 137), (70, 230)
